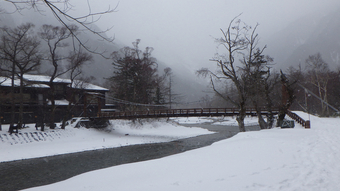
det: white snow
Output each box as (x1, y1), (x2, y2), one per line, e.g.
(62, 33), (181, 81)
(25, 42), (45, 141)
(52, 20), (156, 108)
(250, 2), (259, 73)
(23, 74), (70, 83)
(171, 116), (215, 124)
(0, 74), (108, 91)
(20, 112), (340, 191)
(213, 116), (259, 126)
(0, 76), (21, 87)
(0, 119), (213, 162)
(72, 80), (109, 91)
(171, 116), (259, 126)
(47, 99), (69, 105)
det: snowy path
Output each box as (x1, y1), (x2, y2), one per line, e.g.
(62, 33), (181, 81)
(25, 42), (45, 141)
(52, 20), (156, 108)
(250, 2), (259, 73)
(284, 115), (340, 190)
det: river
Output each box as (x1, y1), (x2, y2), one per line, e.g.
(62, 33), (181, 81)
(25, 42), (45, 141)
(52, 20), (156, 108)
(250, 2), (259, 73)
(0, 123), (260, 191)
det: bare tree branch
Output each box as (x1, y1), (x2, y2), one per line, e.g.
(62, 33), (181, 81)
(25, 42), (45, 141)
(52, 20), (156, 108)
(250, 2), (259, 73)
(3, 0), (117, 58)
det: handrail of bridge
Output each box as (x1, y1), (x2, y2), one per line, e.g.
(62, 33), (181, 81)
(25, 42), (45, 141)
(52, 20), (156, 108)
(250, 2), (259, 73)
(287, 110), (310, 129)
(98, 108), (279, 119)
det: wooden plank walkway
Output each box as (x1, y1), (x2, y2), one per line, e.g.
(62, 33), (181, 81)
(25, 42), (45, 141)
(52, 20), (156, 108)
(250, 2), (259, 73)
(97, 108), (279, 120)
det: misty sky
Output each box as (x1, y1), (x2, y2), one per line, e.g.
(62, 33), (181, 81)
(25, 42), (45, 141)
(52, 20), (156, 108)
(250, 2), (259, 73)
(1, 0), (339, 100)
(2, 0), (340, 73)
(81, 0), (340, 72)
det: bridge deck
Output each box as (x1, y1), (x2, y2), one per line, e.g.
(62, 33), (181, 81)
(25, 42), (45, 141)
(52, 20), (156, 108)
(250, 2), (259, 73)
(97, 108), (279, 120)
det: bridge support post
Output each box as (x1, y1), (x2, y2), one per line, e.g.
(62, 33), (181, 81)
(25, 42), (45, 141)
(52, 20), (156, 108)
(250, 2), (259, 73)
(305, 120), (311, 129)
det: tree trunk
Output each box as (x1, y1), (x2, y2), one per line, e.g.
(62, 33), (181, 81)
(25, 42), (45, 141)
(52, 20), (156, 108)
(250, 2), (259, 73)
(266, 109), (274, 128)
(277, 107), (285, 127)
(49, 83), (56, 129)
(237, 102), (246, 132)
(41, 104), (46, 131)
(19, 75), (24, 126)
(264, 83), (274, 128)
(61, 102), (70, 129)
(253, 101), (268, 129)
(9, 63), (16, 132)
(61, 112), (68, 130)
(236, 115), (246, 132)
(257, 114), (267, 129)
(317, 82), (325, 116)
(322, 87), (328, 116)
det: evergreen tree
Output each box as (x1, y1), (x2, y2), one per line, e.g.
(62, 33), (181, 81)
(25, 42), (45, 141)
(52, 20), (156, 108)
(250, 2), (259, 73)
(108, 40), (158, 110)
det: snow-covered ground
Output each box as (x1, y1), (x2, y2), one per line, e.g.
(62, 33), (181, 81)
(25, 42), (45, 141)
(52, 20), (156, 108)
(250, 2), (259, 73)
(171, 116), (259, 126)
(0, 118), (213, 162)
(22, 112), (340, 191)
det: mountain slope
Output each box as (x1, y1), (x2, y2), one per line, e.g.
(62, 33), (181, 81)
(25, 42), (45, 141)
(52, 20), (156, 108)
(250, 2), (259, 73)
(266, 9), (340, 70)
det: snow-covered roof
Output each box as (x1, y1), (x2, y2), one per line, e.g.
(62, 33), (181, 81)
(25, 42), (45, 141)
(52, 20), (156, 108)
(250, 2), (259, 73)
(72, 80), (109, 91)
(0, 76), (51, 88)
(23, 74), (71, 83)
(0, 75), (66, 87)
(0, 77), (19, 87)
(0, 74), (108, 91)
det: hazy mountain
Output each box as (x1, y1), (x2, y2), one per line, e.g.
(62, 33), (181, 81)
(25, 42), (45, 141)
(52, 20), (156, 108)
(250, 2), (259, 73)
(266, 9), (340, 70)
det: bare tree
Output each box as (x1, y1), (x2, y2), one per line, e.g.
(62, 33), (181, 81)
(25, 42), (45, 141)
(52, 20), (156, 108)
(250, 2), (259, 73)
(197, 16), (262, 132)
(13, 27), (41, 128)
(238, 21), (275, 129)
(241, 37), (280, 129)
(305, 53), (330, 116)
(0, 23), (41, 132)
(38, 24), (89, 128)
(263, 70), (280, 128)
(162, 67), (181, 108)
(61, 47), (92, 129)
(0, 45), (8, 130)
(164, 67), (173, 108)
(38, 24), (72, 128)
(3, 0), (116, 56)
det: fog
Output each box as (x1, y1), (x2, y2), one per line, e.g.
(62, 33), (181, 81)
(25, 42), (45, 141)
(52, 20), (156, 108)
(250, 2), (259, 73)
(2, 0), (339, 70)
(88, 0), (340, 71)
(1, 0), (340, 101)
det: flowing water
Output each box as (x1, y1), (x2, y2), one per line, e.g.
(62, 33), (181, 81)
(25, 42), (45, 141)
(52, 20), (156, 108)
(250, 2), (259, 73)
(0, 123), (260, 191)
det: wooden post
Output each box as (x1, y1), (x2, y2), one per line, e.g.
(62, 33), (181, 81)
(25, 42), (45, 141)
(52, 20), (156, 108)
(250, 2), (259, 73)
(305, 120), (311, 129)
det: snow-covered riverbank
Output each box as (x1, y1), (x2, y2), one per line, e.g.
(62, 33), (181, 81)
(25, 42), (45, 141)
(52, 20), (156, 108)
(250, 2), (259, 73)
(0, 118), (215, 162)
(23, 112), (340, 191)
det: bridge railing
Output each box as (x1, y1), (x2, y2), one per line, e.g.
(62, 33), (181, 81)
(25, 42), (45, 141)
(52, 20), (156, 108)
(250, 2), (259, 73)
(287, 110), (311, 129)
(98, 108), (279, 119)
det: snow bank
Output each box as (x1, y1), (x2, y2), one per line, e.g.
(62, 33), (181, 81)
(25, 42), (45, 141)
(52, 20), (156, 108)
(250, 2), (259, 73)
(0, 119), (213, 162)
(24, 113), (340, 191)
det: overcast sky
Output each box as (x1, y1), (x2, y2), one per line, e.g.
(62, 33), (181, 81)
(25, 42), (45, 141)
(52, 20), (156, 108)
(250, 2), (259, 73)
(77, 0), (340, 72)
(2, 0), (340, 73)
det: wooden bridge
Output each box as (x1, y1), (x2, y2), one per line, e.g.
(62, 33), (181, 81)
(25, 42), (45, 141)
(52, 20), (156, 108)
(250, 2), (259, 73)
(97, 108), (279, 120)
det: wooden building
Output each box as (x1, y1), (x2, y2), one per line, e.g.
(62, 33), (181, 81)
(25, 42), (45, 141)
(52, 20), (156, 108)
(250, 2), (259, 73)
(0, 74), (109, 124)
